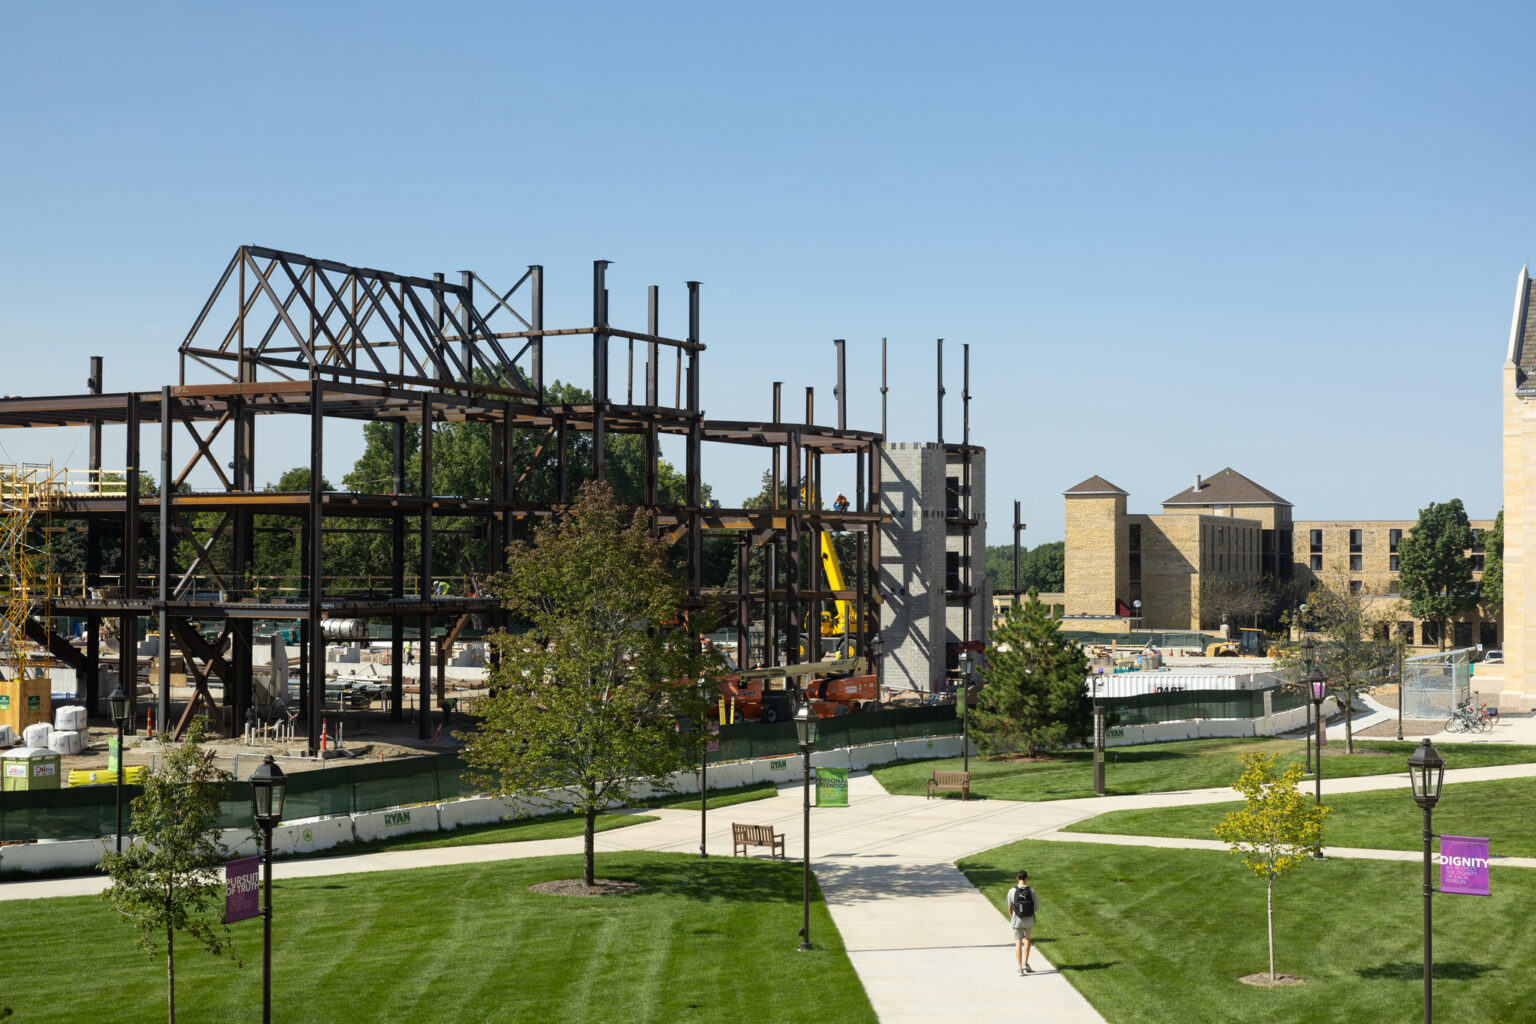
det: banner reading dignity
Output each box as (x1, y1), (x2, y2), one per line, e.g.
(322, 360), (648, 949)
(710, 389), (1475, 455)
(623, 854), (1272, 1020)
(1439, 835), (1491, 896)
(225, 856), (260, 923)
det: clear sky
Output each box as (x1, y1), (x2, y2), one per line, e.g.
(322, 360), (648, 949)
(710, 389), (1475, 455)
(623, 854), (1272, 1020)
(2, 2), (1532, 543)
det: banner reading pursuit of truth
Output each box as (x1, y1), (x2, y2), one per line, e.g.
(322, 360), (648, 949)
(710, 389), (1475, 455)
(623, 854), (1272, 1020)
(224, 856), (260, 923)
(1439, 835), (1491, 896)
(815, 766), (849, 807)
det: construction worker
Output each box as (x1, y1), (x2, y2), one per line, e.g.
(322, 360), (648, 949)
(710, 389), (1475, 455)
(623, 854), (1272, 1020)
(832, 493), (849, 512)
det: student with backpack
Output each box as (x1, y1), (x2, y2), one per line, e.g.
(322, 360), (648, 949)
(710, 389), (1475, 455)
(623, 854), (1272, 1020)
(1006, 869), (1038, 974)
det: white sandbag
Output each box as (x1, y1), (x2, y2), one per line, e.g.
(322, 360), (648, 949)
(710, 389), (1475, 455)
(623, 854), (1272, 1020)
(23, 723), (52, 748)
(48, 729), (84, 755)
(55, 705), (87, 733)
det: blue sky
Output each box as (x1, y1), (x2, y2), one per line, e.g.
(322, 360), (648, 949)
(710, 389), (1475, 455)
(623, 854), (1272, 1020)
(1, 2), (1531, 543)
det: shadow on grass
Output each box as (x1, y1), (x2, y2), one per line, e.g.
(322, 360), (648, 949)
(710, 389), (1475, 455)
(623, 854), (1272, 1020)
(1356, 961), (1501, 981)
(602, 855), (808, 905)
(1056, 960), (1120, 972)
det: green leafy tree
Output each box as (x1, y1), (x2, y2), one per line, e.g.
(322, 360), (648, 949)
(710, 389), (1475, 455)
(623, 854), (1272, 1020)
(99, 723), (242, 1024)
(1481, 509), (1503, 616)
(1397, 499), (1477, 651)
(460, 482), (717, 886)
(971, 591), (1091, 757)
(1274, 565), (1404, 753)
(1211, 754), (1330, 983)
(983, 541), (1064, 594)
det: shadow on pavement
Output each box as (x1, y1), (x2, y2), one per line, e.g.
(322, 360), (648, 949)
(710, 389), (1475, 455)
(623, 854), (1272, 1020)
(815, 858), (987, 900)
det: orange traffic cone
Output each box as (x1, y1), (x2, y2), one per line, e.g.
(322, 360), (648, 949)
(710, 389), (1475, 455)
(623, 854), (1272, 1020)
(320, 718), (329, 752)
(146, 708), (154, 740)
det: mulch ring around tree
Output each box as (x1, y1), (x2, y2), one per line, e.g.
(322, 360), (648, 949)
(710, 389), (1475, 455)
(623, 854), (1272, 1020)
(529, 879), (643, 897)
(1239, 973), (1304, 987)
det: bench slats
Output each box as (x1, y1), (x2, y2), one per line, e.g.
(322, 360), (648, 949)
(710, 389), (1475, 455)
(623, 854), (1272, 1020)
(731, 822), (786, 859)
(926, 769), (970, 800)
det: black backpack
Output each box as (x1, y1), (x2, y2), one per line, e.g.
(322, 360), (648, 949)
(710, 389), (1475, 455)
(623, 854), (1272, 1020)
(1011, 885), (1035, 918)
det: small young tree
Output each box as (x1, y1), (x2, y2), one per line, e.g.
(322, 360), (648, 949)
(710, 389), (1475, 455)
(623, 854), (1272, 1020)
(1211, 754), (1330, 983)
(1397, 499), (1478, 651)
(972, 591), (1091, 757)
(461, 482), (715, 886)
(99, 722), (240, 1024)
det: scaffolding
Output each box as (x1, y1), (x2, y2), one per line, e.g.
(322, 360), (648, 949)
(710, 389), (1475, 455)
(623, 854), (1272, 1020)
(0, 246), (889, 753)
(0, 463), (58, 681)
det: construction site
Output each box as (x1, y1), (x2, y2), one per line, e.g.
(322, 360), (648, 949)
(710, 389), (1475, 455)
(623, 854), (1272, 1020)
(0, 245), (988, 785)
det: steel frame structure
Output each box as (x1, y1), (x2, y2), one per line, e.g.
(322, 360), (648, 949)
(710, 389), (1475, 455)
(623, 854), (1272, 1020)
(0, 246), (886, 754)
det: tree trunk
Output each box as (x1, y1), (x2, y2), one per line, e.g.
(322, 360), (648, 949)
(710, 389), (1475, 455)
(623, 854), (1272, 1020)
(583, 802), (596, 886)
(166, 916), (176, 1024)
(1266, 873), (1275, 982)
(1344, 689), (1354, 754)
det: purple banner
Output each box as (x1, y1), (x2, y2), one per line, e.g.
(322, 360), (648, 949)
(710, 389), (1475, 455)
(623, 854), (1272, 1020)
(707, 720), (720, 753)
(225, 856), (260, 923)
(1439, 836), (1491, 896)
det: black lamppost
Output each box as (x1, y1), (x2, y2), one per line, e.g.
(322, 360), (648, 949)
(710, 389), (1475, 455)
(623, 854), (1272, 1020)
(1300, 636), (1316, 774)
(1132, 598), (1142, 632)
(698, 674), (710, 859)
(957, 649), (974, 776)
(1308, 667), (1327, 855)
(868, 631), (884, 710)
(794, 702), (818, 952)
(1408, 739), (1445, 1024)
(250, 755), (288, 1024)
(108, 685), (130, 854)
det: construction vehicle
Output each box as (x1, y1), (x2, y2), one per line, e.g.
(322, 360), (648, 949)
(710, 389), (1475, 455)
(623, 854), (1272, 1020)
(1205, 628), (1271, 658)
(817, 532), (864, 644)
(714, 655), (877, 723)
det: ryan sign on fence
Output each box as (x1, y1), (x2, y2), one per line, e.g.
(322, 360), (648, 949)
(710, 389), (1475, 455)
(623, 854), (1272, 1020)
(225, 856), (260, 923)
(1438, 836), (1491, 897)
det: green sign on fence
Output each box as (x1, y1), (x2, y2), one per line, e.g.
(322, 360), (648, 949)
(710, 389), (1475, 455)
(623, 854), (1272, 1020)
(816, 766), (849, 807)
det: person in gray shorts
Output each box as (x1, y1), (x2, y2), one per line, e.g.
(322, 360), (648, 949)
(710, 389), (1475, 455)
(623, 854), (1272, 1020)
(1006, 869), (1038, 974)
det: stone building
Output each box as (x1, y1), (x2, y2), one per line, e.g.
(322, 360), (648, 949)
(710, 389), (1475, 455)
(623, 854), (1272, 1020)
(1501, 266), (1536, 708)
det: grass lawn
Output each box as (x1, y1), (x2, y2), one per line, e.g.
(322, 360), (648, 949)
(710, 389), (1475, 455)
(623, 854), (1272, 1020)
(627, 781), (780, 812)
(959, 840), (1533, 1023)
(0, 852), (875, 1024)
(873, 737), (1536, 802)
(1064, 776), (1536, 855)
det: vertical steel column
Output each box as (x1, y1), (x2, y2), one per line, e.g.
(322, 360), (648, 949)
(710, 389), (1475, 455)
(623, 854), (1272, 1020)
(230, 393), (253, 724)
(432, 272), (449, 383)
(686, 282), (702, 595)
(646, 286), (660, 407)
(962, 343), (972, 647)
(786, 430), (801, 666)
(156, 386), (172, 738)
(936, 338), (945, 446)
(419, 394), (434, 740)
(460, 271), (475, 387)
(880, 339), (888, 440)
(869, 437), (883, 694)
(592, 261), (610, 481)
(769, 382), (782, 667)
(1013, 501), (1024, 598)
(736, 534), (750, 666)
(307, 379), (324, 755)
(834, 339), (846, 432)
(804, 389), (821, 660)
(390, 421), (404, 721)
(85, 356), (103, 714)
(123, 393), (140, 732)
(529, 265), (544, 398)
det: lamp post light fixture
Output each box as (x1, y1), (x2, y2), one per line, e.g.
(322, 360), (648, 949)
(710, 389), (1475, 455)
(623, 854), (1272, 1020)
(1300, 636), (1316, 775)
(107, 685), (130, 855)
(1308, 668), (1327, 856)
(1132, 598), (1142, 632)
(1407, 739), (1446, 1024)
(249, 755), (288, 1024)
(1093, 667), (1107, 797)
(868, 631), (884, 711)
(957, 649), (973, 776)
(794, 702), (818, 952)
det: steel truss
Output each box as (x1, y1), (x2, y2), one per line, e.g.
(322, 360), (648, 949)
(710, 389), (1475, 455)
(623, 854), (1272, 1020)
(0, 247), (886, 754)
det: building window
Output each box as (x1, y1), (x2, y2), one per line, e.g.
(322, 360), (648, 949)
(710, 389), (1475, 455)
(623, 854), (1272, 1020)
(1390, 554), (1399, 571)
(1349, 529), (1363, 553)
(1390, 528), (1402, 552)
(1310, 554), (1323, 571)
(946, 551), (961, 592)
(1472, 529), (1484, 552)
(945, 476), (961, 517)
(1454, 622), (1473, 648)
(1310, 529), (1322, 553)
(1349, 580), (1362, 593)
(1397, 621), (1415, 642)
(1129, 523), (1142, 551)
(1129, 553), (1142, 583)
(1481, 621), (1499, 648)
(1472, 554), (1485, 571)
(1422, 621), (1440, 647)
(1350, 555), (1362, 571)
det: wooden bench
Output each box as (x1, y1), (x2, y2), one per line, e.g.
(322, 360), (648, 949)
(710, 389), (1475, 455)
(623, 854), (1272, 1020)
(926, 770), (970, 800)
(732, 822), (786, 859)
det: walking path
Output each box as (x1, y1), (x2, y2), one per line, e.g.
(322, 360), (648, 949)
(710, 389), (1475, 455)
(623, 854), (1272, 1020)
(7, 743), (1536, 1022)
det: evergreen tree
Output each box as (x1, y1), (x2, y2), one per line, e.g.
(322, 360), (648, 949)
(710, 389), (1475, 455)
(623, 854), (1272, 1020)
(971, 591), (1091, 757)
(1397, 499), (1478, 651)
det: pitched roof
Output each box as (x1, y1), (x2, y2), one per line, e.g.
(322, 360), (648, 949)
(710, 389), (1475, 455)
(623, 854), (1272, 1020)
(1162, 468), (1290, 507)
(1063, 475), (1128, 496)
(1508, 266), (1536, 387)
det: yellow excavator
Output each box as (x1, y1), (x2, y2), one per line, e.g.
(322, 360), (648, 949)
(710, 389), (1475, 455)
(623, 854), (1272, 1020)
(1205, 628), (1270, 658)
(818, 532), (861, 639)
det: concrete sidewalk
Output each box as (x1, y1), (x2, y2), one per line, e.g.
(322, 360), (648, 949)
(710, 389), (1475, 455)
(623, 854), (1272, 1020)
(9, 759), (1536, 1022)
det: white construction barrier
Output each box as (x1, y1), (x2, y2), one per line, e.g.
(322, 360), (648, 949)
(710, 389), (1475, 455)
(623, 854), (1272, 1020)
(894, 736), (963, 761)
(353, 805), (440, 843)
(0, 837), (112, 873)
(751, 753), (804, 785)
(848, 742), (898, 769)
(809, 748), (852, 769)
(700, 761), (755, 790)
